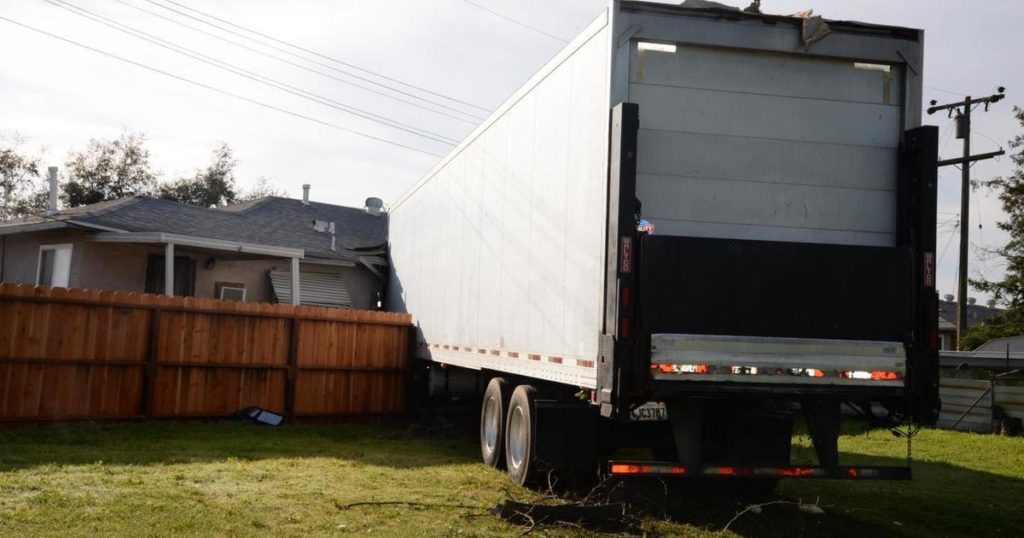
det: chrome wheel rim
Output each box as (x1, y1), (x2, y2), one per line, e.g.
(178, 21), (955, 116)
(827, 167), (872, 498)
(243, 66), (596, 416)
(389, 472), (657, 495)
(483, 396), (499, 454)
(508, 406), (527, 469)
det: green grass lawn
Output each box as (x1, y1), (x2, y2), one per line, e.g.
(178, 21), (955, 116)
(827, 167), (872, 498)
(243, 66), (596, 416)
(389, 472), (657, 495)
(0, 417), (1021, 537)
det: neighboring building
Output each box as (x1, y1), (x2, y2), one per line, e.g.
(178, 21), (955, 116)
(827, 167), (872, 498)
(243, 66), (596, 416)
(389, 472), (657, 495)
(0, 187), (388, 310)
(973, 335), (1024, 353)
(938, 296), (1004, 351)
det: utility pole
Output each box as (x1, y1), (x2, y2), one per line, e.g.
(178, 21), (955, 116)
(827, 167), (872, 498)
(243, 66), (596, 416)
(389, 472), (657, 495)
(927, 87), (1006, 348)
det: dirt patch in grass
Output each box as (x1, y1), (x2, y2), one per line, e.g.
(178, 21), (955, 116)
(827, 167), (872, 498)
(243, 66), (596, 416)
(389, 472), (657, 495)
(0, 419), (1021, 536)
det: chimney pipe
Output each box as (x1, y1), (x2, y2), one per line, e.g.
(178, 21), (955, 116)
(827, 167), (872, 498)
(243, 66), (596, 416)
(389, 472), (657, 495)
(302, 184), (310, 205)
(46, 166), (59, 215)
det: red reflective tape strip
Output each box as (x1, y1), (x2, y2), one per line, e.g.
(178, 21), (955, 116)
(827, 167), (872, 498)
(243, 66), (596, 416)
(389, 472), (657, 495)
(610, 463), (686, 475)
(528, 354), (541, 361)
(443, 345), (450, 349)
(548, 356), (563, 364)
(507, 352), (519, 358)
(478, 348), (486, 354)
(490, 350), (500, 356)
(610, 463), (648, 475)
(576, 359), (595, 368)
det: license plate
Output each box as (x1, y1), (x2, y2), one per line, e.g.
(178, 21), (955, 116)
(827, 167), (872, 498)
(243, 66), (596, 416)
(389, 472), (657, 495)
(630, 402), (667, 421)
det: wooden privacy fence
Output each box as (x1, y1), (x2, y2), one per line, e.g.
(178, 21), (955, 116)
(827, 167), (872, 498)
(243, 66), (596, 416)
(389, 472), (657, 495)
(0, 283), (413, 424)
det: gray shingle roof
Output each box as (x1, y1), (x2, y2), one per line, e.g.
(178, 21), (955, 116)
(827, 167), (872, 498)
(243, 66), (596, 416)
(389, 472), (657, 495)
(938, 300), (1003, 331)
(0, 196), (387, 265)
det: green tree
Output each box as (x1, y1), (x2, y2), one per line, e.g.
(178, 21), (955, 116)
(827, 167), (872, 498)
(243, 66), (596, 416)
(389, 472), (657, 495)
(63, 132), (157, 207)
(965, 106), (1024, 348)
(0, 139), (41, 220)
(237, 176), (286, 202)
(157, 142), (238, 207)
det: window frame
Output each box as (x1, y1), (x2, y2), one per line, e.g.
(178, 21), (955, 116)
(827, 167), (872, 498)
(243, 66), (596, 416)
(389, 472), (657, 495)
(36, 243), (73, 287)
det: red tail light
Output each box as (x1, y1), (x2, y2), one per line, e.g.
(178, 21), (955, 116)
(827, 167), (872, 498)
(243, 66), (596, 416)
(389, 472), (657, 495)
(611, 463), (648, 475)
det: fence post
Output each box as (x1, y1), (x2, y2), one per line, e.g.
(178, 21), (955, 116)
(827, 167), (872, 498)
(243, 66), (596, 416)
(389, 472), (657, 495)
(142, 308), (161, 418)
(285, 317), (298, 419)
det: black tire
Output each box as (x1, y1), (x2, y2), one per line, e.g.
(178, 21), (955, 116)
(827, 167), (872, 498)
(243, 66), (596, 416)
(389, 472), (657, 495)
(480, 377), (511, 468)
(505, 385), (538, 486)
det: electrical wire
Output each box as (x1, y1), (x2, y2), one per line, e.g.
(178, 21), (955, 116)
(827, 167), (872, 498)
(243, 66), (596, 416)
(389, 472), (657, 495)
(43, 0), (460, 146)
(925, 85), (967, 97)
(157, 0), (490, 112)
(113, 0), (483, 124)
(456, 0), (568, 43)
(0, 15), (445, 158)
(973, 131), (1006, 152)
(142, 0), (490, 116)
(976, 192), (985, 244)
(937, 219), (957, 266)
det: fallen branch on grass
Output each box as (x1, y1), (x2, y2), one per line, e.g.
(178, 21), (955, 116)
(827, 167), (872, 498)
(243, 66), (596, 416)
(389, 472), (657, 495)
(334, 500), (483, 511)
(723, 497), (824, 532)
(491, 499), (626, 526)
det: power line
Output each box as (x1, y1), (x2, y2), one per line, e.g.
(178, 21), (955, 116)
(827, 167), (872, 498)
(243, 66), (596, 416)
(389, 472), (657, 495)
(144, 0), (490, 115)
(926, 85), (968, 97)
(43, 0), (459, 146)
(456, 0), (568, 43)
(157, 0), (490, 113)
(938, 219), (958, 266)
(0, 14), (445, 158)
(112, 0), (483, 124)
(928, 88), (1008, 341)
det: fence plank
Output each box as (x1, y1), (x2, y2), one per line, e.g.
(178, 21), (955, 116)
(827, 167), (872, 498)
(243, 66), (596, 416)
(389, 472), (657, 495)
(1, 284), (411, 425)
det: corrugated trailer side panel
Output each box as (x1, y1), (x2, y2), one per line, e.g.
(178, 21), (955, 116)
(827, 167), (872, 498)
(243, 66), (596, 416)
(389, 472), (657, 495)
(388, 9), (613, 388)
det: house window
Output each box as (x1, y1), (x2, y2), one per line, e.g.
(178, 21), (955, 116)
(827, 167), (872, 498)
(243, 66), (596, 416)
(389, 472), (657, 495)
(37, 244), (73, 287)
(145, 255), (196, 296)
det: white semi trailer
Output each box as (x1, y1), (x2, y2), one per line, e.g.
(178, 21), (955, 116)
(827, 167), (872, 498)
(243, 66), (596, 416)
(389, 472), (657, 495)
(387, 1), (940, 486)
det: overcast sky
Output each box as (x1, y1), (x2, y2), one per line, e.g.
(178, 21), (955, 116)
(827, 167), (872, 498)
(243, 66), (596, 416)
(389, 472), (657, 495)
(2, 0), (1021, 303)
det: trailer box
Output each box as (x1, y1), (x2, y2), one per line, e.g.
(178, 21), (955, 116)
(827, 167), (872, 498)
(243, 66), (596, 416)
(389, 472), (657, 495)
(388, 1), (939, 485)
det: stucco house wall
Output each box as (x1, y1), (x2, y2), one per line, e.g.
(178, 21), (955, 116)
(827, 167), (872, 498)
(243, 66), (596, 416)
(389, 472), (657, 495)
(0, 230), (381, 309)
(0, 228), (147, 291)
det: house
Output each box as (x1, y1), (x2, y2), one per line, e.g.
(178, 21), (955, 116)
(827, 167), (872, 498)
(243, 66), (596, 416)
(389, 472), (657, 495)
(938, 296), (1004, 351)
(0, 185), (388, 310)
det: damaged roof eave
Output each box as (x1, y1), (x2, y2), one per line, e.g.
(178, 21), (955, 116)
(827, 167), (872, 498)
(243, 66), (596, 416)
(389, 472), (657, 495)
(0, 219), (128, 236)
(89, 231), (305, 259)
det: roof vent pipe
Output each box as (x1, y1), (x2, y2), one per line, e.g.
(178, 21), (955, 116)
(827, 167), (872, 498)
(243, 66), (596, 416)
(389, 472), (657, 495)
(968, 297), (977, 305)
(365, 197), (383, 216)
(46, 166), (59, 215)
(302, 184), (311, 205)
